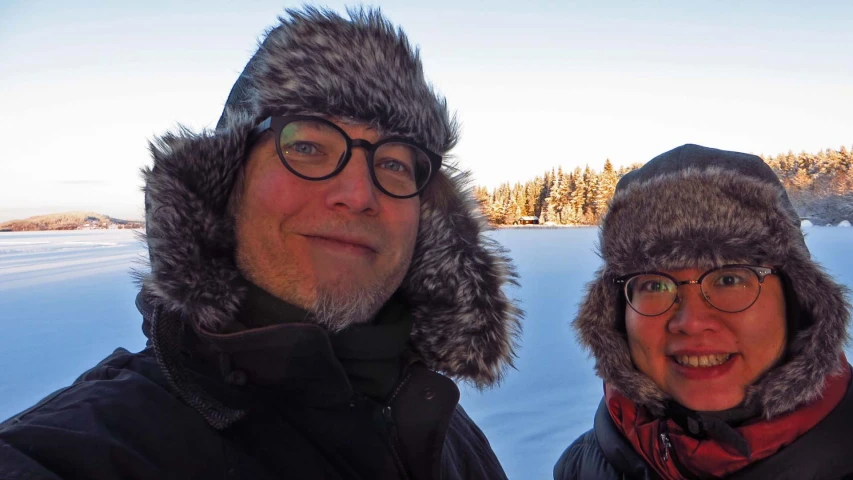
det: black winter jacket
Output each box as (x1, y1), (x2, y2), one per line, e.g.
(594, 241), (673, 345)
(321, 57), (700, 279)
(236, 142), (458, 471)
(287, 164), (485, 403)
(0, 303), (507, 480)
(554, 376), (853, 480)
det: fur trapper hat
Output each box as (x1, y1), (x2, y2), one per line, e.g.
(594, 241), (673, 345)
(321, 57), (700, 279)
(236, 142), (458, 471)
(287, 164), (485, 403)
(140, 7), (521, 389)
(574, 143), (850, 418)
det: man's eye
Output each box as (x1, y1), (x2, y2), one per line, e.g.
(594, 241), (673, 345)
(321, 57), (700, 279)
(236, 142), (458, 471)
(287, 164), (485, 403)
(286, 142), (321, 155)
(378, 159), (412, 175)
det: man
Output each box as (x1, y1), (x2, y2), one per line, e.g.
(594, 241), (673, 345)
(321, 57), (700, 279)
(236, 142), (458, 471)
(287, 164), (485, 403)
(0, 8), (521, 479)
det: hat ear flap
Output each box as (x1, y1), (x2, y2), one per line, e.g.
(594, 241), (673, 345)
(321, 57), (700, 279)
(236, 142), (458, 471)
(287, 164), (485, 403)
(744, 252), (852, 418)
(141, 115), (256, 332)
(402, 169), (522, 387)
(574, 269), (669, 414)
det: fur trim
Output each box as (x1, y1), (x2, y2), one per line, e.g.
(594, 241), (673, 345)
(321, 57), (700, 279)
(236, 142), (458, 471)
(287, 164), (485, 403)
(218, 6), (458, 154)
(575, 145), (850, 417)
(404, 169), (522, 387)
(140, 8), (521, 388)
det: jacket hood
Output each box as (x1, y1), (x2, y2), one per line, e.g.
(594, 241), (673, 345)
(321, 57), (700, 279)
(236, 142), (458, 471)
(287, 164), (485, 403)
(574, 144), (850, 418)
(139, 7), (521, 396)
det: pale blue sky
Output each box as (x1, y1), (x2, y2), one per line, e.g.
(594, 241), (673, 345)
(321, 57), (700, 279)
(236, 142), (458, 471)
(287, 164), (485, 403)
(3, 0), (853, 221)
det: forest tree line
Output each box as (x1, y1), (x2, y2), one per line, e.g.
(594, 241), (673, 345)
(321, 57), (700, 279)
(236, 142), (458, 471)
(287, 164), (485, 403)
(475, 146), (853, 226)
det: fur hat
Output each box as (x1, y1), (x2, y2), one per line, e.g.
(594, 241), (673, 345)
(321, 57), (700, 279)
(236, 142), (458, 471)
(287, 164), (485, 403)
(575, 143), (850, 418)
(215, 6), (456, 155)
(140, 7), (521, 390)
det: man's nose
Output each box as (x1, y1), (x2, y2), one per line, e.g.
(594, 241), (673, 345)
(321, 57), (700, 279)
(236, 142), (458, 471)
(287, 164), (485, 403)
(666, 284), (721, 335)
(324, 148), (380, 214)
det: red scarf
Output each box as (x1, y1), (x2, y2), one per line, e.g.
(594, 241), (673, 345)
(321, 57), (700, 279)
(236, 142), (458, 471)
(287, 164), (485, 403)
(607, 362), (851, 479)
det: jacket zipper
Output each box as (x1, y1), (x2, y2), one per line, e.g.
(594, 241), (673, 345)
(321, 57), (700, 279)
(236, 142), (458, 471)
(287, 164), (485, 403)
(383, 370), (413, 480)
(658, 423), (700, 480)
(659, 431), (672, 463)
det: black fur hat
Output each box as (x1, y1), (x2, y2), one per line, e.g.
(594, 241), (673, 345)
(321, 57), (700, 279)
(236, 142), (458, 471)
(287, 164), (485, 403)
(140, 7), (521, 388)
(574, 144), (850, 418)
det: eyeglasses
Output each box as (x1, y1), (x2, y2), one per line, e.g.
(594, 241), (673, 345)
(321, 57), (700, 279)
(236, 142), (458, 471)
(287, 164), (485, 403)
(614, 265), (778, 316)
(247, 115), (443, 199)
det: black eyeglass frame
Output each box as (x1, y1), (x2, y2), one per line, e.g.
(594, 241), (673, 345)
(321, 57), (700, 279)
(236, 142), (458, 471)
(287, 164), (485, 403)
(613, 264), (779, 316)
(247, 115), (443, 199)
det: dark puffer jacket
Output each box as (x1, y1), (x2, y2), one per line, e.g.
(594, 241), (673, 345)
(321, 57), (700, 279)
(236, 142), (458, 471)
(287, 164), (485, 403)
(555, 375), (853, 480)
(0, 298), (506, 480)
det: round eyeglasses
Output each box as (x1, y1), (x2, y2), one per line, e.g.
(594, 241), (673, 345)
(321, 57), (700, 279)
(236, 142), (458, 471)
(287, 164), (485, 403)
(247, 116), (443, 199)
(614, 265), (778, 316)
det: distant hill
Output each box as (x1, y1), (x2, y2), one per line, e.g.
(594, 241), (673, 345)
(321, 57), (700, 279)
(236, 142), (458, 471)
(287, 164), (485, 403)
(0, 211), (144, 232)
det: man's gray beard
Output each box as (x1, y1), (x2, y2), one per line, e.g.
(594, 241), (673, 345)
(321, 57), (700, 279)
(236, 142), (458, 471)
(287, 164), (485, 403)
(306, 244), (414, 333)
(308, 281), (394, 333)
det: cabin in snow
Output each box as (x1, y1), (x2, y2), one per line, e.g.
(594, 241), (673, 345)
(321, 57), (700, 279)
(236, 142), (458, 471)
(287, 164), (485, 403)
(514, 216), (540, 225)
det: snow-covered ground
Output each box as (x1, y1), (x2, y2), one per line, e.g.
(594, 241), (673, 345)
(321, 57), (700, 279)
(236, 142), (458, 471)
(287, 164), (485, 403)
(1, 228), (852, 479)
(0, 230), (149, 419)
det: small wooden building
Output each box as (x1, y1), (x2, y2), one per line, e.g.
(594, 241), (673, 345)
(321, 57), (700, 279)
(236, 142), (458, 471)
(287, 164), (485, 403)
(515, 216), (540, 225)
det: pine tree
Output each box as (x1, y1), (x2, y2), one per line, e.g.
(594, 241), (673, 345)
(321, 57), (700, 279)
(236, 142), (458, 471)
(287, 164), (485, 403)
(554, 167), (572, 224)
(581, 165), (596, 223)
(595, 158), (618, 221)
(507, 183), (524, 224)
(525, 179), (542, 217)
(542, 168), (562, 224)
(562, 171), (579, 224)
(570, 166), (586, 224)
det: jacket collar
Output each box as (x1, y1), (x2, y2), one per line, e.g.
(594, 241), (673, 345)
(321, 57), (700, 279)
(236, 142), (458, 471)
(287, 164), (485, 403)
(592, 396), (652, 479)
(139, 291), (352, 407)
(602, 362), (852, 479)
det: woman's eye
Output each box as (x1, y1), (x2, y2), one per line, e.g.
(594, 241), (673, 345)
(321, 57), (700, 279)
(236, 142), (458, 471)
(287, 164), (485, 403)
(641, 281), (670, 293)
(715, 275), (744, 287)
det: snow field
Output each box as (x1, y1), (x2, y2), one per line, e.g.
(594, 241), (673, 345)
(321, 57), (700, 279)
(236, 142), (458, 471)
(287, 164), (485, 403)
(1, 228), (852, 479)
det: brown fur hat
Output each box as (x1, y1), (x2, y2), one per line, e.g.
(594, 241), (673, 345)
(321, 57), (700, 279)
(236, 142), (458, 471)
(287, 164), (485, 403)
(574, 143), (850, 418)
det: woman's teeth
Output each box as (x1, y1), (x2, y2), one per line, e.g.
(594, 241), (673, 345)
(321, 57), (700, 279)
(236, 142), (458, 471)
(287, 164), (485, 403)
(674, 353), (732, 367)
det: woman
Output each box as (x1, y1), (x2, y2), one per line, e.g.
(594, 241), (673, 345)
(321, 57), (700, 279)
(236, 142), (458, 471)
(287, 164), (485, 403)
(555, 144), (853, 479)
